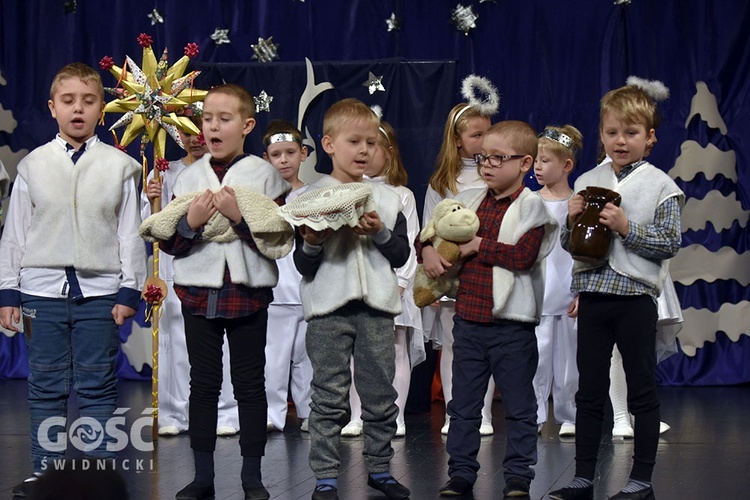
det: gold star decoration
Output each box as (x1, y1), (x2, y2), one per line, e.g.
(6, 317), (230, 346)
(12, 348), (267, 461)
(255, 90), (273, 113)
(451, 4), (479, 35)
(385, 13), (401, 32)
(251, 37), (280, 63)
(362, 72), (385, 95)
(211, 28), (231, 45)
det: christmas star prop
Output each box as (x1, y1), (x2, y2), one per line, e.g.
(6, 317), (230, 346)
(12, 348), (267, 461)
(385, 13), (401, 32)
(148, 8), (164, 25)
(211, 28), (231, 45)
(251, 37), (280, 62)
(255, 90), (273, 113)
(451, 4), (479, 35)
(363, 72), (385, 95)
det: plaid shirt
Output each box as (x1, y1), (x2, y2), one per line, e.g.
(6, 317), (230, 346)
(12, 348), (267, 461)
(454, 186), (545, 323)
(161, 155), (275, 318)
(561, 161), (682, 299)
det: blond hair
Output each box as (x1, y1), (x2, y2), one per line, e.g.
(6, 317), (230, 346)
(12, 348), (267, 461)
(487, 121), (538, 157)
(600, 85), (657, 131)
(376, 120), (408, 187)
(538, 124), (583, 168)
(322, 98), (379, 138)
(429, 103), (488, 197)
(50, 62), (103, 100)
(206, 83), (255, 119)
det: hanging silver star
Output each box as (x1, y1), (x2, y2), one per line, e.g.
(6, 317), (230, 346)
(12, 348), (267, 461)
(211, 28), (231, 45)
(362, 72), (385, 95)
(479, 0), (497, 3)
(255, 90), (273, 113)
(451, 4), (478, 36)
(251, 37), (280, 63)
(148, 8), (164, 25)
(63, 0), (77, 14)
(614, 0), (632, 4)
(385, 13), (401, 32)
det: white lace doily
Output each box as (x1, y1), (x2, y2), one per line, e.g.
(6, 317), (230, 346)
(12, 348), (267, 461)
(278, 183), (375, 231)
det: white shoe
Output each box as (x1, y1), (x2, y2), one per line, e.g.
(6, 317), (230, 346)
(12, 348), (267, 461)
(538, 423), (544, 434)
(612, 421), (634, 439)
(559, 422), (576, 437)
(217, 425), (238, 436)
(340, 420), (363, 436)
(158, 425), (180, 436)
(300, 418), (309, 432)
(440, 415), (450, 435)
(395, 423), (406, 437)
(659, 421), (671, 434)
(479, 419), (494, 436)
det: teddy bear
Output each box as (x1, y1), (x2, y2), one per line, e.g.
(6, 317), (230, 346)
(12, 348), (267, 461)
(413, 199), (480, 308)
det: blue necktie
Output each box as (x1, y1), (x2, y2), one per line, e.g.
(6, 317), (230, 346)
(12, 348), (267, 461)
(68, 142), (86, 164)
(65, 142), (86, 300)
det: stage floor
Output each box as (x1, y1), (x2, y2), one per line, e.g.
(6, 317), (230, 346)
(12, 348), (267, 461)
(0, 379), (748, 499)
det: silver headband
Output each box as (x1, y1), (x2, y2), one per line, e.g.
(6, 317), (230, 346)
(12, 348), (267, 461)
(265, 133), (301, 146)
(452, 104), (472, 130)
(378, 126), (391, 145)
(540, 129), (579, 156)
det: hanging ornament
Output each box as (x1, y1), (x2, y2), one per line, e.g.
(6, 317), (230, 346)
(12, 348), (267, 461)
(385, 13), (401, 32)
(614, 0), (632, 4)
(451, 4), (479, 35)
(479, 0), (497, 3)
(211, 28), (231, 45)
(362, 72), (385, 95)
(148, 8), (164, 25)
(251, 37), (280, 62)
(63, 0), (77, 14)
(255, 90), (274, 113)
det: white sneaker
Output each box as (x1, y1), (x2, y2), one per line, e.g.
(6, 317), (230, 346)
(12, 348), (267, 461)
(612, 421), (634, 439)
(440, 415), (451, 435)
(395, 423), (406, 437)
(158, 425), (180, 436)
(659, 421), (671, 434)
(217, 425), (239, 436)
(559, 422), (576, 437)
(300, 418), (309, 432)
(479, 419), (494, 436)
(538, 423), (544, 434)
(340, 420), (363, 436)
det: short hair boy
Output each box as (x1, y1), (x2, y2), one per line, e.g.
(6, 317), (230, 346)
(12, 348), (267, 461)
(294, 98), (411, 500)
(150, 83), (291, 500)
(550, 85), (683, 500)
(0, 62), (147, 496)
(421, 121), (558, 497)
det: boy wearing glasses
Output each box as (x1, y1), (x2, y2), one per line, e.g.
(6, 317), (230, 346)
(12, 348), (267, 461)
(421, 121), (557, 497)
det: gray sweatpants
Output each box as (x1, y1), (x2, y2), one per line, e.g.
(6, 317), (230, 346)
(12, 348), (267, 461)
(306, 301), (398, 478)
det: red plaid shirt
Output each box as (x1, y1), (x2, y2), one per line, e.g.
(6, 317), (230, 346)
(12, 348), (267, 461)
(455, 186), (544, 323)
(161, 155), (277, 319)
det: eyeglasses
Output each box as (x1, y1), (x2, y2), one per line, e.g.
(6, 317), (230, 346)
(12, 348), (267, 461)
(474, 153), (526, 168)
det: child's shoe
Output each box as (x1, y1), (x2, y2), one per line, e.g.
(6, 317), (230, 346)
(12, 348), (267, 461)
(559, 422), (576, 437)
(340, 420), (363, 437)
(612, 417), (634, 439)
(175, 481), (215, 499)
(440, 415), (451, 435)
(300, 418), (309, 432)
(479, 418), (494, 436)
(217, 425), (239, 436)
(659, 421), (671, 434)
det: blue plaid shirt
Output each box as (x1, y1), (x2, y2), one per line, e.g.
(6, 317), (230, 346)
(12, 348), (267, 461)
(561, 162), (682, 299)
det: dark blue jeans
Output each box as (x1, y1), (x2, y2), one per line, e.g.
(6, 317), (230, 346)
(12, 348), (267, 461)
(446, 315), (538, 484)
(23, 293), (119, 472)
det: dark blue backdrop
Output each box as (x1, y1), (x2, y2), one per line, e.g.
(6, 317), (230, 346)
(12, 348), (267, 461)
(1, 0), (749, 385)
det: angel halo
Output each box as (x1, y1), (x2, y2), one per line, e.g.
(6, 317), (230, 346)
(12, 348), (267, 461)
(453, 74), (500, 129)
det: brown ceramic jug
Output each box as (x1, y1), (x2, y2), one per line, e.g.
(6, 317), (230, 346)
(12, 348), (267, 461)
(569, 186), (622, 264)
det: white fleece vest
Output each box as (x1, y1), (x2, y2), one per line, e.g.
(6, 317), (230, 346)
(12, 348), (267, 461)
(572, 161), (684, 293)
(18, 140), (140, 272)
(458, 187), (559, 323)
(171, 154), (290, 289)
(299, 176), (403, 320)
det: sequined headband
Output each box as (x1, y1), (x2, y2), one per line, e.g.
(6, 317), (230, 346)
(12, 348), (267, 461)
(540, 129), (579, 156)
(265, 133), (301, 146)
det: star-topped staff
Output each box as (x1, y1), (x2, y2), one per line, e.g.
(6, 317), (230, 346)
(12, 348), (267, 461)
(100, 33), (208, 438)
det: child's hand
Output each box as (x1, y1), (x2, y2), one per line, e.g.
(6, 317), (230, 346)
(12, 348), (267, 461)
(599, 203), (629, 236)
(0, 306), (20, 332)
(186, 189), (217, 230)
(459, 235), (482, 258)
(567, 296), (579, 319)
(353, 211), (383, 236)
(112, 304), (137, 326)
(422, 245), (451, 279)
(213, 186), (242, 224)
(146, 178), (163, 203)
(299, 225), (333, 246)
(567, 194), (586, 226)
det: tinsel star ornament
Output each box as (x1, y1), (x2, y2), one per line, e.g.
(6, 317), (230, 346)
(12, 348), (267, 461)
(614, 0), (632, 4)
(385, 13), (400, 32)
(99, 34), (207, 159)
(451, 4), (479, 35)
(255, 91), (273, 113)
(211, 28), (231, 45)
(148, 8), (164, 25)
(363, 72), (385, 95)
(251, 37), (280, 62)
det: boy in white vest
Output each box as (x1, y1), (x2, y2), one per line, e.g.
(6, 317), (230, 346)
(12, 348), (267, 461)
(422, 121), (558, 498)
(156, 84), (290, 500)
(261, 119), (313, 432)
(294, 98), (411, 500)
(0, 62), (147, 497)
(550, 85), (683, 500)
